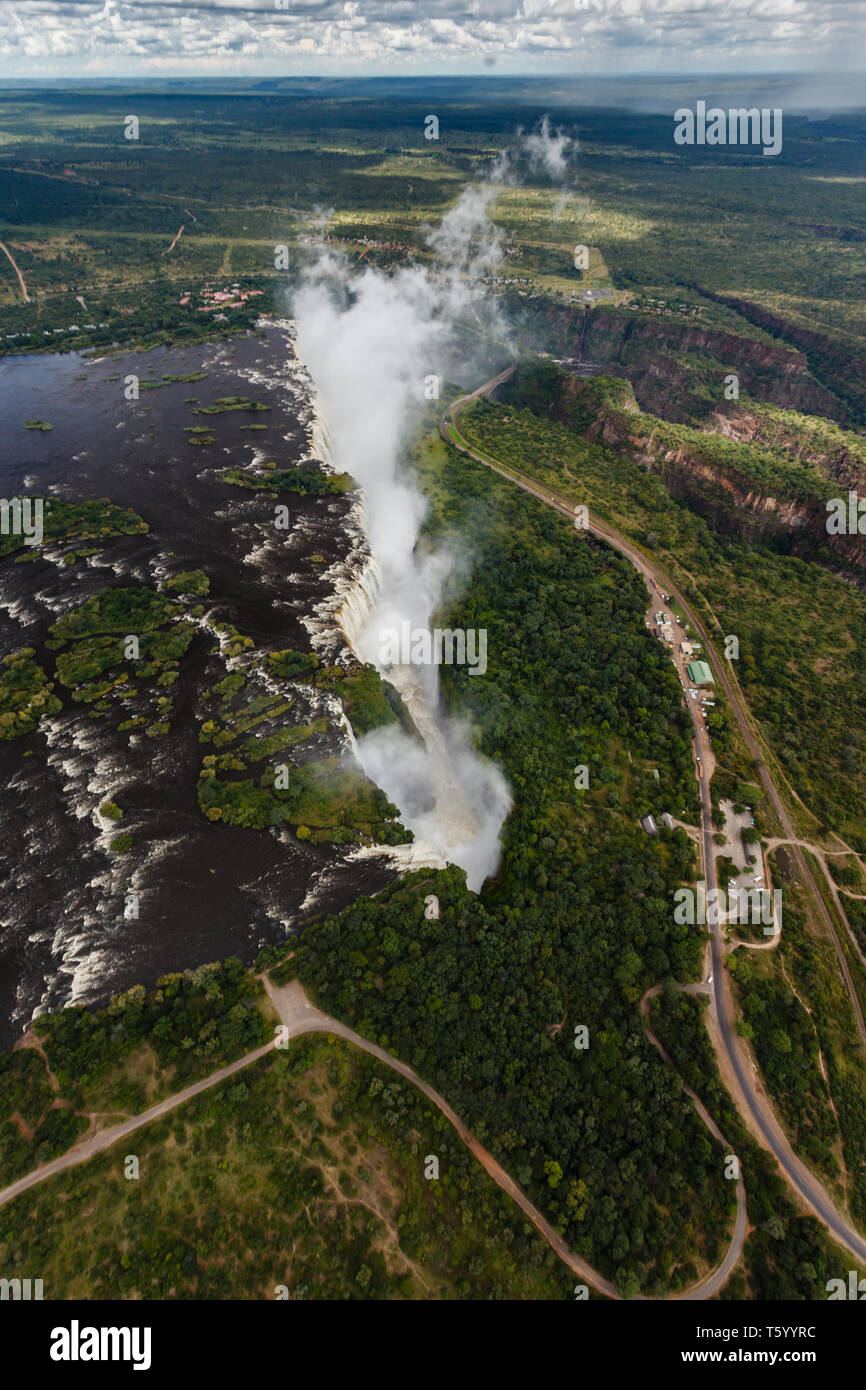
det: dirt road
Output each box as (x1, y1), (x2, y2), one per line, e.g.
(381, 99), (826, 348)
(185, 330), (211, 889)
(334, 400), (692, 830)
(0, 239), (30, 302)
(163, 224), (185, 256)
(0, 1040), (275, 1211)
(0, 973), (748, 1300)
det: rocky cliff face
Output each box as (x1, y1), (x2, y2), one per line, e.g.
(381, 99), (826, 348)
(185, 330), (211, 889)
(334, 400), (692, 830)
(695, 288), (866, 426)
(510, 297), (846, 424)
(709, 408), (866, 492)
(507, 359), (866, 584)
(584, 389), (866, 582)
(594, 314), (841, 421)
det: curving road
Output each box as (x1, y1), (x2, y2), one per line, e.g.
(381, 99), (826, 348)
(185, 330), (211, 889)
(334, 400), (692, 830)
(0, 978), (628, 1296)
(442, 368), (866, 1266)
(764, 838), (866, 969)
(639, 982), (748, 1299)
(0, 973), (747, 1301)
(163, 224), (185, 256)
(3, 366), (859, 1291)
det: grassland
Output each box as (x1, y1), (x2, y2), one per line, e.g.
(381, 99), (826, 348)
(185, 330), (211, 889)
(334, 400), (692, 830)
(1, 87), (864, 368)
(0, 993), (573, 1299)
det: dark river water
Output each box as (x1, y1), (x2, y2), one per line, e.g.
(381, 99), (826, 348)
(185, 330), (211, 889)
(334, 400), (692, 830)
(0, 322), (397, 1046)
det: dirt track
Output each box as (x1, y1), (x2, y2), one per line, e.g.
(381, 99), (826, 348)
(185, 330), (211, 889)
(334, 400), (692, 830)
(0, 973), (749, 1300)
(0, 239), (30, 302)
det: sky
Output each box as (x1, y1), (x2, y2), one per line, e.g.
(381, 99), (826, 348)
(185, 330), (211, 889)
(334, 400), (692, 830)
(1, 0), (865, 81)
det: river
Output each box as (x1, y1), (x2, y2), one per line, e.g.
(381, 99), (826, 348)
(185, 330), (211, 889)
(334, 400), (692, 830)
(0, 321), (401, 1045)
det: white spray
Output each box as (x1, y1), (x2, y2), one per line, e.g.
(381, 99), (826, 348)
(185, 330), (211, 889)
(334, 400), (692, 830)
(293, 180), (513, 891)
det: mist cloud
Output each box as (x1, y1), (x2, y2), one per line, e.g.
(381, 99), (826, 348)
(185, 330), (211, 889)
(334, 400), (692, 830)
(521, 114), (575, 179)
(293, 173), (512, 891)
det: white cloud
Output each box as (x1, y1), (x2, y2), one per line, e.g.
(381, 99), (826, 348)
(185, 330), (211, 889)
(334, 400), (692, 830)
(1, 0), (865, 77)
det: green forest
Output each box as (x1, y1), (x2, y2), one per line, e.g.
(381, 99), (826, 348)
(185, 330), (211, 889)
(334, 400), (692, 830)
(293, 439), (737, 1297)
(460, 364), (866, 849)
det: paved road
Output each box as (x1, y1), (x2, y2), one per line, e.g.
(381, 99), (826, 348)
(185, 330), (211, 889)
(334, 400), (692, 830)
(442, 370), (866, 1266)
(4, 367), (857, 1291)
(639, 982), (748, 1300)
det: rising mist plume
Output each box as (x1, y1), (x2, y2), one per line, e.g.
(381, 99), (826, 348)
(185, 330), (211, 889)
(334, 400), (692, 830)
(292, 174), (514, 891)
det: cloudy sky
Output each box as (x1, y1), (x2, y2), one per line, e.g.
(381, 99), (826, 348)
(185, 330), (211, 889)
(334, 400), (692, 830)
(1, 0), (865, 80)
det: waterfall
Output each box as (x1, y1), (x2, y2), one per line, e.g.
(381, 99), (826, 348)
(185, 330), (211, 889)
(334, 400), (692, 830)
(322, 493), (481, 853)
(335, 524), (382, 655)
(292, 319), (511, 891)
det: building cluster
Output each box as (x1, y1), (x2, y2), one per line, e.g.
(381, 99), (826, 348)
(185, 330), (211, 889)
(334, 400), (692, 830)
(641, 591), (718, 836)
(4, 322), (110, 340)
(568, 287), (614, 303)
(352, 235), (414, 253)
(482, 275), (533, 289)
(633, 297), (703, 318)
(295, 233), (417, 260)
(179, 285), (264, 312)
(652, 607), (676, 646)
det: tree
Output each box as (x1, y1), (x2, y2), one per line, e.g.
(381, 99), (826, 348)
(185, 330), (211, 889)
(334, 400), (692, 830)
(543, 1159), (563, 1189)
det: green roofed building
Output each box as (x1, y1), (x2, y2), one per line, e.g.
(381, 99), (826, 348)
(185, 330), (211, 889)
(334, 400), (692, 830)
(686, 660), (714, 685)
